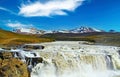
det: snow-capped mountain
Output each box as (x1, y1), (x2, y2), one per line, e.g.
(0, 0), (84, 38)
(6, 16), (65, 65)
(13, 26), (104, 34)
(50, 26), (103, 33)
(69, 26), (103, 33)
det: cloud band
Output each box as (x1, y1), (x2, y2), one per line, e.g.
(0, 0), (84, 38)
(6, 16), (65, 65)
(19, 0), (85, 17)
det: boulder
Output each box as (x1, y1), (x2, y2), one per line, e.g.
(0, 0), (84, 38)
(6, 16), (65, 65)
(0, 52), (29, 77)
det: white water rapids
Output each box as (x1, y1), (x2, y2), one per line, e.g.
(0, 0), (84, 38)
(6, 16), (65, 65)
(30, 41), (120, 77)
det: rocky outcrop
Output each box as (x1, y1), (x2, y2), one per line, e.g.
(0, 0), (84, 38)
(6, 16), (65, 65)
(0, 52), (29, 77)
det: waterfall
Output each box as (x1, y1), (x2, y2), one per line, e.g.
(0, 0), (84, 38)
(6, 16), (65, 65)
(31, 51), (120, 77)
(29, 41), (120, 77)
(105, 55), (113, 69)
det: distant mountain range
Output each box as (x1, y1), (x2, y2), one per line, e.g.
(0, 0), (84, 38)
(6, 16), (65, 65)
(52, 26), (104, 33)
(13, 26), (104, 34)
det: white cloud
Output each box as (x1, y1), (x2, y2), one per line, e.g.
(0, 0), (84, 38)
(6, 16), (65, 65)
(0, 7), (16, 15)
(6, 22), (33, 28)
(19, 0), (85, 17)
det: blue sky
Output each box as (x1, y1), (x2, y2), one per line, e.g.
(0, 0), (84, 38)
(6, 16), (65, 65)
(0, 0), (120, 31)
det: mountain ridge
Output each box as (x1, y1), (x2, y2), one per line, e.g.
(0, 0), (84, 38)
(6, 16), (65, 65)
(46, 26), (104, 33)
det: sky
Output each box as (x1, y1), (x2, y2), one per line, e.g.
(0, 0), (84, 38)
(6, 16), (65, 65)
(0, 0), (120, 31)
